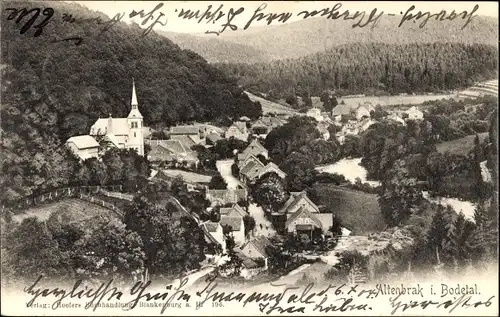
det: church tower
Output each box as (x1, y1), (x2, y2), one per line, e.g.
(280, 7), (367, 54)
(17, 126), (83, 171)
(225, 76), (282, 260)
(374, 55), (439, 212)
(127, 78), (144, 156)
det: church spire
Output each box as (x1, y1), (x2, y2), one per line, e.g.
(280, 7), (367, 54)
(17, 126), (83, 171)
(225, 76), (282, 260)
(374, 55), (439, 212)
(128, 78), (143, 119)
(131, 78), (138, 108)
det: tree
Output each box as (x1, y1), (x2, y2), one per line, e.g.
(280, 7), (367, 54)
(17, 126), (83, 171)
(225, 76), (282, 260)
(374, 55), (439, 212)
(4, 217), (69, 280)
(73, 218), (146, 281)
(243, 215), (256, 237)
(379, 160), (423, 226)
(208, 175), (228, 190)
(124, 195), (206, 277)
(252, 172), (290, 212)
(231, 163), (239, 178)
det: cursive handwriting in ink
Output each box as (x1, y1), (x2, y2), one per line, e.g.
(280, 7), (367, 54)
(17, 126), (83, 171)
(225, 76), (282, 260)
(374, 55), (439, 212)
(243, 3), (293, 30)
(51, 37), (83, 46)
(123, 278), (190, 314)
(23, 276), (123, 311)
(389, 292), (495, 315)
(5, 7), (54, 37)
(297, 3), (382, 29)
(129, 3), (168, 37)
(399, 4), (479, 29)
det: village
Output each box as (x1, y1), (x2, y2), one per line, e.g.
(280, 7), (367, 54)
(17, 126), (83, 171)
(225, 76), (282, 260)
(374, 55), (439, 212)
(61, 78), (471, 281)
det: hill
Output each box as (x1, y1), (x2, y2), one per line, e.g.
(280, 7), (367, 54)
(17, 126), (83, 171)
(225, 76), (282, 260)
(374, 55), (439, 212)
(436, 132), (489, 156)
(216, 42), (498, 97)
(165, 15), (498, 62)
(11, 198), (120, 224)
(160, 31), (272, 64)
(244, 91), (299, 115)
(0, 1), (262, 204)
(313, 184), (385, 235)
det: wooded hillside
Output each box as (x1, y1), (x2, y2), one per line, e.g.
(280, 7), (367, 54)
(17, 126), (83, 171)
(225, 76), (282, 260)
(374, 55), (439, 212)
(216, 43), (498, 97)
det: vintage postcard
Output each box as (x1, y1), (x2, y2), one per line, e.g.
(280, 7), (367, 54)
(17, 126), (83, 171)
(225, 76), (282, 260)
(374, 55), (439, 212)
(0, 1), (498, 316)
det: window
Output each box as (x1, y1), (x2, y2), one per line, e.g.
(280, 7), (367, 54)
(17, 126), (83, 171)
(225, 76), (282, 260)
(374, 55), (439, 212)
(134, 132), (136, 138)
(131, 122), (138, 129)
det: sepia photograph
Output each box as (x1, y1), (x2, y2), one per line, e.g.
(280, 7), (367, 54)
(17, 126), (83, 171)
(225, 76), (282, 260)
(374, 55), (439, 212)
(0, 1), (498, 315)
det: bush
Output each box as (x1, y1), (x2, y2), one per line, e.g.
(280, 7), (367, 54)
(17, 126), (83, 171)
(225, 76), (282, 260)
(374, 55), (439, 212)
(231, 163), (239, 178)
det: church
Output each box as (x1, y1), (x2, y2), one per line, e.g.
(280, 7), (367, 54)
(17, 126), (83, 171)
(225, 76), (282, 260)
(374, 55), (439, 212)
(66, 79), (145, 160)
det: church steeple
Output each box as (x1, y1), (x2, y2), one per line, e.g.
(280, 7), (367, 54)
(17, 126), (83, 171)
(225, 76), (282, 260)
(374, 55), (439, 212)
(128, 78), (143, 119)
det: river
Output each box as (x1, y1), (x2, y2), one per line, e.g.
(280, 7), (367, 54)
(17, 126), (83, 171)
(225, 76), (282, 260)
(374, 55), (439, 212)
(316, 158), (476, 221)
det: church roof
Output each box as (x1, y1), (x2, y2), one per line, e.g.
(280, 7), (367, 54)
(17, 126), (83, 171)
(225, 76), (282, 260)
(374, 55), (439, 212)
(91, 118), (129, 136)
(66, 135), (99, 149)
(170, 126), (199, 135)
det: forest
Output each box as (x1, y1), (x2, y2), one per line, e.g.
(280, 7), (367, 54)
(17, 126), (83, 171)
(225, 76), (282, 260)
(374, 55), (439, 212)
(0, 1), (261, 205)
(216, 43), (498, 98)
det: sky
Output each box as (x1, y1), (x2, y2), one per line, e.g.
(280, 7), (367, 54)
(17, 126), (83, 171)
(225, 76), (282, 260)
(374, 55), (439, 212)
(78, 1), (498, 35)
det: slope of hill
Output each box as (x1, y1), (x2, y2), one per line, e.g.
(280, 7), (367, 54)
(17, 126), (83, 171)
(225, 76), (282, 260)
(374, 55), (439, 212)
(216, 42), (498, 97)
(244, 91), (298, 115)
(165, 15), (498, 62)
(160, 31), (272, 64)
(11, 198), (119, 224)
(0, 0), (262, 204)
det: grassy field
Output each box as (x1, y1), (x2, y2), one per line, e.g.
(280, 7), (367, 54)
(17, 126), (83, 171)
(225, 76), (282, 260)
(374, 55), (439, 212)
(12, 198), (119, 224)
(313, 184), (385, 235)
(436, 132), (489, 156)
(245, 91), (299, 115)
(162, 169), (213, 183)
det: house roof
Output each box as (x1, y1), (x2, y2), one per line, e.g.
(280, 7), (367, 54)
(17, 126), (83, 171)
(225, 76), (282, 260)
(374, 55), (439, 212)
(206, 132), (222, 143)
(285, 206), (323, 228)
(203, 221), (220, 233)
(278, 191), (320, 214)
(220, 216), (243, 231)
(91, 118), (130, 136)
(66, 135), (99, 149)
(239, 154), (261, 169)
(207, 189), (247, 204)
(201, 223), (221, 245)
(332, 103), (353, 116)
(242, 236), (274, 258)
(104, 133), (120, 147)
(231, 122), (247, 133)
(240, 159), (265, 180)
(256, 162), (286, 179)
(170, 126), (199, 135)
(241, 140), (268, 159)
(171, 135), (197, 149)
(220, 204), (247, 217)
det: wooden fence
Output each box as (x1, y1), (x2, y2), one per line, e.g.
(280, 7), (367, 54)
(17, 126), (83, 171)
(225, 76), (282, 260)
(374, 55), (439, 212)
(2, 185), (128, 218)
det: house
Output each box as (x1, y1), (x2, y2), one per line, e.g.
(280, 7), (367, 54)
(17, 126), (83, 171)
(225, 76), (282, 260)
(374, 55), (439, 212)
(251, 116), (285, 136)
(306, 107), (324, 122)
(276, 191), (335, 236)
(146, 139), (199, 167)
(406, 106), (424, 120)
(90, 79), (145, 156)
(317, 121), (331, 140)
(220, 215), (246, 245)
(331, 103), (353, 122)
(220, 204), (248, 218)
(253, 162), (287, 181)
(355, 105), (371, 121)
(239, 236), (274, 270)
(277, 191), (320, 216)
(359, 118), (376, 133)
(206, 132), (223, 146)
(206, 189), (248, 206)
(285, 206), (333, 236)
(66, 135), (100, 161)
(201, 221), (226, 254)
(240, 256), (266, 279)
(170, 125), (203, 144)
(251, 119), (270, 136)
(237, 139), (268, 165)
(387, 113), (406, 125)
(225, 122), (248, 141)
(239, 156), (265, 183)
